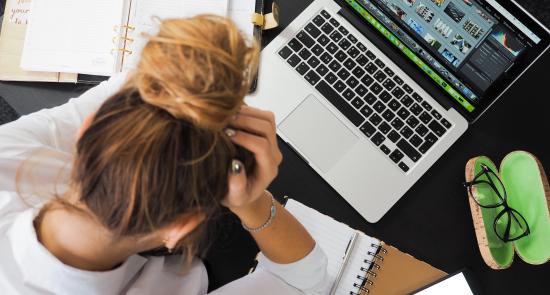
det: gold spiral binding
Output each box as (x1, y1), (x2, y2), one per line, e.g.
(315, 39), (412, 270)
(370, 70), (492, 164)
(113, 24), (136, 32)
(352, 244), (388, 294)
(112, 36), (134, 44)
(111, 48), (133, 55)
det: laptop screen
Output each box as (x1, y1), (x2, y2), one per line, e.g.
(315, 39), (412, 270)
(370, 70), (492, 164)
(342, 0), (550, 119)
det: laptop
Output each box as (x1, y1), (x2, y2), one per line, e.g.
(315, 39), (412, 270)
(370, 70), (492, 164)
(246, 0), (550, 222)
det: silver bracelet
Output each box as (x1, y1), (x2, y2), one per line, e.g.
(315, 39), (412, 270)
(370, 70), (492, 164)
(242, 191), (277, 233)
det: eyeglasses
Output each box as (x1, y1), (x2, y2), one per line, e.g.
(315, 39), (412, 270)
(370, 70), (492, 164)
(463, 164), (530, 242)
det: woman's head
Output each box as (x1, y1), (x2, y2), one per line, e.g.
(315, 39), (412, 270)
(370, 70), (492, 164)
(69, 15), (259, 255)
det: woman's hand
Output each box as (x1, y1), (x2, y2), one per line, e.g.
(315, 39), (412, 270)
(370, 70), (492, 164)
(222, 106), (283, 215)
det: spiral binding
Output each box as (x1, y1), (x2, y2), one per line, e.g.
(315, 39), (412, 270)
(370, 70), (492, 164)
(112, 22), (136, 67)
(349, 243), (388, 295)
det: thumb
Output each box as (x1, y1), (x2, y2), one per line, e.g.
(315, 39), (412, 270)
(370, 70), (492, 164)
(222, 159), (248, 208)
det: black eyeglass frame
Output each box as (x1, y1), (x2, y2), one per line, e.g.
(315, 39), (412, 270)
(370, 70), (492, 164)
(463, 164), (530, 242)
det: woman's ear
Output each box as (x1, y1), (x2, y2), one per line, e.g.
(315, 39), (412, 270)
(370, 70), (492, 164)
(162, 212), (206, 250)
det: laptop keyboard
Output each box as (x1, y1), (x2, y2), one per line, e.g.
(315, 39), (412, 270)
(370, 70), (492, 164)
(277, 9), (453, 173)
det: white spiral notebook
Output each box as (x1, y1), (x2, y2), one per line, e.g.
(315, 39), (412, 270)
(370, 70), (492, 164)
(283, 199), (446, 295)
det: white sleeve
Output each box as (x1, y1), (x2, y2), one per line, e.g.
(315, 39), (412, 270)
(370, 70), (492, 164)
(0, 73), (128, 194)
(209, 243), (329, 295)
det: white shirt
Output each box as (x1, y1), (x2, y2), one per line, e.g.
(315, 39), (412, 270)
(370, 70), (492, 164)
(0, 73), (329, 295)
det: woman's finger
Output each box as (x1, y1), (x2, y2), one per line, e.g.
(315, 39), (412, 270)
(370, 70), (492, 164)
(227, 129), (277, 181)
(230, 114), (275, 143)
(221, 159), (249, 208)
(238, 106), (276, 128)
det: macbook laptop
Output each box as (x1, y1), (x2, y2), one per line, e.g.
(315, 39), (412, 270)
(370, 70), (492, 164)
(246, 0), (550, 222)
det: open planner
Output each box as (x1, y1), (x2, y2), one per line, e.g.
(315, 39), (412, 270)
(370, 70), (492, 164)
(284, 199), (447, 295)
(19, 0), (257, 76)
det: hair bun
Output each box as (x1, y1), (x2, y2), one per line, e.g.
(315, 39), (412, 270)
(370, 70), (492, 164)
(134, 15), (259, 131)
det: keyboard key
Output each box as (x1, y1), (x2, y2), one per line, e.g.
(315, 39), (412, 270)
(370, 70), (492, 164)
(313, 15), (325, 26)
(415, 124), (429, 137)
(296, 62), (310, 75)
(299, 48), (312, 59)
(406, 116), (420, 128)
(365, 62), (377, 74)
(382, 79), (396, 91)
(409, 134), (423, 147)
(431, 110), (442, 120)
(370, 83), (383, 95)
(305, 23), (321, 38)
(316, 81), (365, 127)
(355, 85), (368, 97)
(369, 113), (383, 126)
(441, 118), (452, 129)
(379, 122), (391, 134)
(361, 75), (374, 87)
(357, 42), (367, 52)
(320, 52), (333, 63)
(352, 67), (366, 79)
(379, 91), (392, 103)
(338, 26), (349, 35)
(307, 56), (320, 68)
(329, 18), (340, 27)
(316, 64), (329, 76)
(418, 133), (437, 153)
(279, 46), (292, 59)
(360, 122), (376, 137)
(364, 93), (377, 105)
(317, 34), (330, 46)
(371, 132), (385, 146)
(320, 10), (331, 19)
(326, 72), (338, 84)
(388, 130), (401, 143)
(357, 54), (369, 66)
(334, 80), (346, 92)
(326, 42), (338, 54)
(398, 162), (410, 172)
(373, 101), (386, 113)
(335, 50), (347, 62)
(321, 23), (334, 34)
(343, 58), (356, 70)
(338, 38), (351, 50)
(288, 38), (303, 52)
(329, 31), (343, 42)
(402, 84), (413, 94)
(347, 35), (358, 43)
(346, 77), (359, 88)
(312, 44), (324, 56)
(388, 99), (400, 111)
(412, 92), (423, 102)
(347, 46), (360, 58)
(287, 54), (301, 67)
(343, 88), (355, 101)
(329, 60), (341, 72)
(374, 71), (387, 83)
(397, 107), (410, 120)
(391, 118), (405, 130)
(419, 112), (432, 124)
(380, 144), (391, 155)
(297, 31), (315, 47)
(401, 95), (413, 107)
(304, 70), (321, 85)
(366, 50), (376, 59)
(382, 109), (395, 121)
(397, 139), (421, 162)
(411, 103), (423, 116)
(400, 126), (414, 139)
(360, 105), (373, 117)
(421, 101), (433, 111)
(391, 88), (405, 99)
(383, 68), (395, 77)
(390, 150), (404, 163)
(374, 59), (385, 68)
(393, 76), (404, 85)
(428, 121), (446, 137)
(425, 132), (437, 144)
(351, 97), (365, 109)
(337, 69), (351, 81)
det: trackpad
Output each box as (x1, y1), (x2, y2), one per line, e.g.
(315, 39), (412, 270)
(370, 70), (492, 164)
(279, 94), (358, 173)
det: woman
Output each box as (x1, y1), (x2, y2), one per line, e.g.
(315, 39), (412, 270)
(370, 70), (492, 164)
(0, 16), (328, 294)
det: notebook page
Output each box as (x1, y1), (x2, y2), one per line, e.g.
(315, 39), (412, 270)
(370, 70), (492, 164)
(182, 0), (228, 18)
(20, 0), (126, 75)
(285, 200), (357, 292)
(228, 0), (255, 38)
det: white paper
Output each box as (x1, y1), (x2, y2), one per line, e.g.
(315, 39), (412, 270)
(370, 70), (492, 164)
(7, 0), (31, 24)
(182, 0), (228, 18)
(228, 0), (255, 38)
(415, 273), (474, 295)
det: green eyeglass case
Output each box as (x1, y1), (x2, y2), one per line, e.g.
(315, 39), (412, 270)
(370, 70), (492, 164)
(465, 151), (550, 270)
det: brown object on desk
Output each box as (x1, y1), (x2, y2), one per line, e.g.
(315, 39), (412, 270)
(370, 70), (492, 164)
(360, 242), (446, 295)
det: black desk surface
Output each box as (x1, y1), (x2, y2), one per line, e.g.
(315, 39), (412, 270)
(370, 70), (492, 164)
(1, 1), (550, 294)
